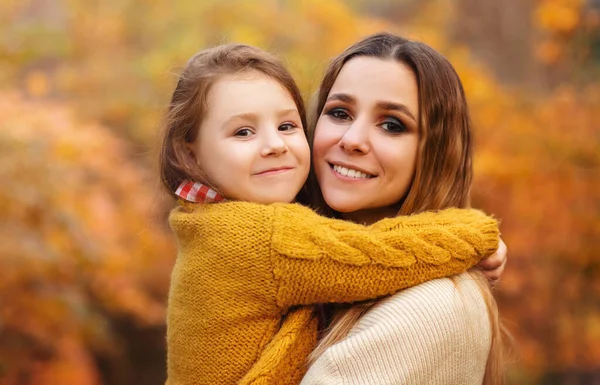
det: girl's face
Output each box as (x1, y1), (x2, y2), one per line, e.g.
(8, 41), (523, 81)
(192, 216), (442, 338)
(312, 57), (420, 223)
(188, 71), (310, 204)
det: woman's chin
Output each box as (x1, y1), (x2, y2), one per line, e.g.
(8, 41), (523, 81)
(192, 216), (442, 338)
(323, 197), (363, 213)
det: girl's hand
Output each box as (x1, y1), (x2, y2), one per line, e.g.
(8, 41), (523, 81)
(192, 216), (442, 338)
(477, 238), (507, 286)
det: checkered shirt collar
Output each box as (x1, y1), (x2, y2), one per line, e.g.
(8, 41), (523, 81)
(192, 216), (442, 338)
(175, 180), (225, 203)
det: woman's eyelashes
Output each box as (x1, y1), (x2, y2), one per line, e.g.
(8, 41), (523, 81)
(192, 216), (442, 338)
(325, 107), (352, 121)
(380, 117), (408, 134)
(325, 106), (409, 134)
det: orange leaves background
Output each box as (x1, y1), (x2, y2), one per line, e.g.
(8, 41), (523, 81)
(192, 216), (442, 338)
(1, 0), (598, 384)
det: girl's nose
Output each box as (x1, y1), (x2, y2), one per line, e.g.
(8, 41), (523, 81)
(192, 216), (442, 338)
(261, 129), (288, 157)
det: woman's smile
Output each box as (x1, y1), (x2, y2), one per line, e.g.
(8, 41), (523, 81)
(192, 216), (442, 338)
(329, 162), (376, 180)
(312, 57), (419, 216)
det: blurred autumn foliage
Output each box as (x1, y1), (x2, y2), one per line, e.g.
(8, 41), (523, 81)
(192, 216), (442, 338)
(1, 0), (598, 384)
(0, 93), (174, 384)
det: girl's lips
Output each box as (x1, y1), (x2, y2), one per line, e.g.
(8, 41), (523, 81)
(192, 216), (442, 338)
(254, 167), (294, 176)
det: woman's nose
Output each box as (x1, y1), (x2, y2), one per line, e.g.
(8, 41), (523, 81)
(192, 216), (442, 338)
(338, 121), (370, 154)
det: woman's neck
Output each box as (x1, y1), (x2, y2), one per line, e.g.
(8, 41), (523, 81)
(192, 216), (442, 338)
(341, 206), (399, 226)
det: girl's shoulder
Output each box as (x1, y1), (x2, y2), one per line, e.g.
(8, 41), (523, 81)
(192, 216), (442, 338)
(169, 201), (321, 232)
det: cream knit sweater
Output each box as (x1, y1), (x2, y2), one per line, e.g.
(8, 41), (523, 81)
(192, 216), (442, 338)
(301, 272), (491, 385)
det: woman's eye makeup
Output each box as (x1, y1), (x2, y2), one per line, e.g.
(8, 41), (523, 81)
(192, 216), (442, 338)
(380, 117), (408, 134)
(325, 107), (352, 121)
(323, 106), (409, 134)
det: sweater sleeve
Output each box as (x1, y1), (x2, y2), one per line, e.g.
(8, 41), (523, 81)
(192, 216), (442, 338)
(269, 204), (499, 308)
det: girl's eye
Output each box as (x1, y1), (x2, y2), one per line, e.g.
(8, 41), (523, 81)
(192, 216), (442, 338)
(381, 118), (408, 134)
(278, 123), (297, 132)
(326, 108), (351, 121)
(234, 128), (253, 137)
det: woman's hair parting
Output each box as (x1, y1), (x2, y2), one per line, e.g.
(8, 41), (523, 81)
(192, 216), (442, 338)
(159, 43), (307, 197)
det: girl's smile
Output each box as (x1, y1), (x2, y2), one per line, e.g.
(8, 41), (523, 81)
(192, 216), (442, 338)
(253, 166), (294, 176)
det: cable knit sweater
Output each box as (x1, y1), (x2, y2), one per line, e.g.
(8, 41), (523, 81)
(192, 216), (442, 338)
(166, 202), (499, 385)
(300, 273), (491, 384)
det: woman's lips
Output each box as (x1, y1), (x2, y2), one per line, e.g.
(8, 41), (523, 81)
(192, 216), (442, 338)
(328, 162), (376, 180)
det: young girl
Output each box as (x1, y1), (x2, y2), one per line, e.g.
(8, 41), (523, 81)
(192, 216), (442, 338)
(160, 44), (500, 384)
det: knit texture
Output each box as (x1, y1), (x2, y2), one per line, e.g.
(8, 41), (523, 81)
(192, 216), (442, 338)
(300, 273), (492, 385)
(166, 202), (499, 385)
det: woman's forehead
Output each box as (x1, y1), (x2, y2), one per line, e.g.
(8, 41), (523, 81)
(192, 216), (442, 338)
(329, 57), (418, 114)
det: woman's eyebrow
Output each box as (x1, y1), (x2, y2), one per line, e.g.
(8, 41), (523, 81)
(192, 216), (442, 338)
(376, 101), (416, 122)
(326, 93), (355, 104)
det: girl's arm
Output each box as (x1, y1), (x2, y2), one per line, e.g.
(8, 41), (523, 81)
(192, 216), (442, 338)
(172, 201), (498, 310)
(477, 238), (507, 284)
(268, 203), (498, 308)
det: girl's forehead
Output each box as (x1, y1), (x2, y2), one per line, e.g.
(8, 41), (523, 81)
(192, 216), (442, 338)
(204, 75), (299, 122)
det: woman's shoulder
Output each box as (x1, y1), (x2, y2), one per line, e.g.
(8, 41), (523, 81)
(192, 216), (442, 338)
(351, 272), (490, 337)
(301, 273), (491, 385)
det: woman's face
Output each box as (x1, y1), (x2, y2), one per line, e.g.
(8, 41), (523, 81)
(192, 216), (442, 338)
(312, 57), (420, 223)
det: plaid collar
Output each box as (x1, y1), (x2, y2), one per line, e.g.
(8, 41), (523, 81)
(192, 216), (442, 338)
(175, 180), (225, 203)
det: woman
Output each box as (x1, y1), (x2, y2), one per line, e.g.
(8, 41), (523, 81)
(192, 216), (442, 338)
(300, 33), (506, 384)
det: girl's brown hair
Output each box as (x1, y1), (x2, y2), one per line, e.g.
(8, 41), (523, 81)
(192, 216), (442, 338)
(308, 33), (507, 385)
(159, 44), (307, 196)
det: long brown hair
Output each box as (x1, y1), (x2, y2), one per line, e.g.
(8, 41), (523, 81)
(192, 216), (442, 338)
(308, 33), (506, 384)
(159, 44), (307, 196)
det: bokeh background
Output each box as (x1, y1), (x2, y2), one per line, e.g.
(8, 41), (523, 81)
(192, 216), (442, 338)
(1, 0), (599, 384)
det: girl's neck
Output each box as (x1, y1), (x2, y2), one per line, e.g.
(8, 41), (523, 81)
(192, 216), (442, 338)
(341, 205), (399, 226)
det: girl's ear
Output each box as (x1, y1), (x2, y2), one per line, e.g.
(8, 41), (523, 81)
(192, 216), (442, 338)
(184, 141), (198, 164)
(174, 140), (199, 172)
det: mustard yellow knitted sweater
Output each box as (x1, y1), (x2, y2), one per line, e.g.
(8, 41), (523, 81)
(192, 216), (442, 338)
(166, 202), (499, 385)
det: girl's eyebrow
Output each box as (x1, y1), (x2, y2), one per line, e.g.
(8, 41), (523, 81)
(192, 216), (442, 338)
(224, 109), (299, 125)
(276, 108), (300, 118)
(226, 112), (258, 123)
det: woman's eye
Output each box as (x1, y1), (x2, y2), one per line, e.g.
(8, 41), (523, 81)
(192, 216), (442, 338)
(381, 118), (408, 134)
(234, 128), (253, 137)
(278, 123), (297, 132)
(326, 108), (351, 121)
